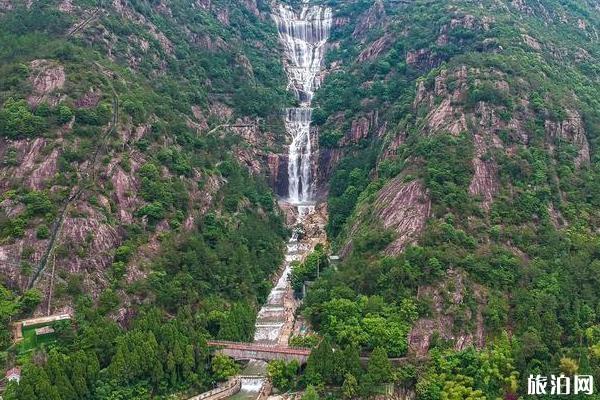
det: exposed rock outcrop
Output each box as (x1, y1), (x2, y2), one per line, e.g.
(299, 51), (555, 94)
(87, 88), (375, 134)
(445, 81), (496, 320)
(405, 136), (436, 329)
(58, 0), (74, 13)
(428, 99), (468, 135)
(468, 134), (499, 211)
(406, 49), (443, 71)
(316, 147), (342, 197)
(340, 178), (431, 258)
(408, 269), (486, 355)
(28, 148), (59, 190)
(209, 101), (233, 121)
(522, 33), (542, 50)
(0, 138), (61, 191)
(27, 60), (66, 107)
(374, 179), (431, 255)
(58, 203), (120, 276)
(242, 0), (260, 17)
(352, 0), (385, 39)
(357, 35), (392, 63)
(545, 110), (590, 168)
(190, 105), (209, 132)
(75, 88), (102, 109)
(112, 0), (174, 55)
(267, 153), (289, 197)
(340, 111), (380, 145)
(0, 0), (12, 11)
(109, 164), (140, 224)
(414, 67), (508, 212)
(0, 228), (47, 291)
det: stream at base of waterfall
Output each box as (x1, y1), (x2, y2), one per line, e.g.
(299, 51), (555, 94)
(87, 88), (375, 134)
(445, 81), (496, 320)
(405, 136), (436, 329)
(235, 204), (327, 398)
(236, 1), (331, 397)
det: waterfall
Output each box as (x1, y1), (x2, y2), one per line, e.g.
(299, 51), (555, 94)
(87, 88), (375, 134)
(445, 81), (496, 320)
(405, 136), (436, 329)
(273, 0), (332, 204)
(240, 377), (266, 393)
(252, 0), (331, 344)
(239, 3), (331, 389)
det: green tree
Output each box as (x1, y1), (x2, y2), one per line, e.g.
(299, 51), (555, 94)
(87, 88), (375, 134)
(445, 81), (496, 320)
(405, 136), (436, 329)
(302, 385), (320, 400)
(22, 191), (53, 216)
(441, 376), (485, 400)
(36, 224), (50, 239)
(0, 286), (18, 348)
(559, 357), (579, 376)
(267, 360), (299, 391)
(211, 353), (239, 381)
(20, 289), (42, 313)
(56, 105), (74, 124)
(52, 319), (75, 344)
(304, 339), (335, 385)
(342, 373), (359, 399)
(0, 98), (44, 138)
(341, 344), (362, 379)
(367, 347), (392, 384)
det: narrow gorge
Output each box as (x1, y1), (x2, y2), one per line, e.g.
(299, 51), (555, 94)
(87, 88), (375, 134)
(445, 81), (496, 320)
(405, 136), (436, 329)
(236, 1), (332, 397)
(2, 0), (600, 398)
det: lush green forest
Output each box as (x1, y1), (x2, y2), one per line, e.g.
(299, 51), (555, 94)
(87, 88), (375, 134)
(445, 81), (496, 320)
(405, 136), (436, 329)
(0, 0), (289, 398)
(1, 0), (600, 398)
(295, 0), (600, 398)
(1, 162), (287, 399)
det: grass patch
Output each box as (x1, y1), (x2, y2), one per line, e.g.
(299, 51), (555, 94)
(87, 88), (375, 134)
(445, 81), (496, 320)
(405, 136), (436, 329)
(18, 325), (56, 354)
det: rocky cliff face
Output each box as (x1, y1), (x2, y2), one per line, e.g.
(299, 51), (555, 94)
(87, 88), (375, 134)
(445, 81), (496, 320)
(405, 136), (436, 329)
(408, 269), (486, 355)
(0, 0), (289, 315)
(310, 0), (600, 357)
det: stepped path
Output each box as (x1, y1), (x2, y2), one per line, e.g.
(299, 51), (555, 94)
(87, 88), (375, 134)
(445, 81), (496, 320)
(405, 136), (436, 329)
(195, 2), (332, 399)
(232, 203), (326, 398)
(237, 0), (332, 394)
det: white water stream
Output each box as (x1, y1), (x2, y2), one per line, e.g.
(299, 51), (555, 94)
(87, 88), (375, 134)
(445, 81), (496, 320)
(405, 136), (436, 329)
(272, 0), (332, 203)
(252, 223), (311, 344)
(238, 2), (331, 395)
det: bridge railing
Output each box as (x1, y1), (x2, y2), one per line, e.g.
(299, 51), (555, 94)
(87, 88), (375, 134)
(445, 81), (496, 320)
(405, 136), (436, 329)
(207, 340), (311, 356)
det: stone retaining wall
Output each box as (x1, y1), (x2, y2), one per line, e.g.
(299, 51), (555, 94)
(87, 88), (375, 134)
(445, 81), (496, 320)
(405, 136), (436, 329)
(188, 378), (241, 400)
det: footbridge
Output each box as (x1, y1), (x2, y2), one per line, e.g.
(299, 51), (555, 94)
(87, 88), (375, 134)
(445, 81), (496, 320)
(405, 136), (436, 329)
(207, 340), (311, 364)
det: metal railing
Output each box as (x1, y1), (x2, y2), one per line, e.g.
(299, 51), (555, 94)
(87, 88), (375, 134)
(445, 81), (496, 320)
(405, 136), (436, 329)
(207, 340), (311, 356)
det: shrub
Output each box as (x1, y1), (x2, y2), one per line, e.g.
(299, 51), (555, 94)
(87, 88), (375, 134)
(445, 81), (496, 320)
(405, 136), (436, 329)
(36, 224), (50, 239)
(0, 98), (44, 138)
(22, 191), (54, 216)
(20, 289), (42, 313)
(137, 202), (165, 223)
(56, 106), (73, 124)
(319, 129), (343, 148)
(98, 289), (119, 314)
(111, 261), (126, 281)
(114, 245), (133, 263)
(211, 354), (239, 381)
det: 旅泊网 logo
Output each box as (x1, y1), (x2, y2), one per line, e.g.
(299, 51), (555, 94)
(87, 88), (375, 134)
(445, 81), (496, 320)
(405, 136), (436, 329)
(527, 374), (594, 395)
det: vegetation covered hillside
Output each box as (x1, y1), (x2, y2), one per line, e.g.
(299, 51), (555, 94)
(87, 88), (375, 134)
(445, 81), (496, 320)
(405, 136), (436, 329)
(298, 0), (600, 397)
(1, 0), (600, 399)
(0, 0), (292, 398)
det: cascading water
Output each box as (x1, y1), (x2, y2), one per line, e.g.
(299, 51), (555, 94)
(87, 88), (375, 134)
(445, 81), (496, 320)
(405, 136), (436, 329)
(235, 3), (331, 395)
(252, 230), (305, 344)
(250, 0), (331, 347)
(272, 0), (332, 204)
(285, 108), (313, 203)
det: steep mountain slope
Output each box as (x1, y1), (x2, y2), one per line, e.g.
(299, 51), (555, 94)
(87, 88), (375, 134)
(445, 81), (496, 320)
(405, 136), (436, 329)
(0, 0), (292, 398)
(0, 0), (290, 310)
(300, 0), (600, 397)
(1, 0), (600, 398)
